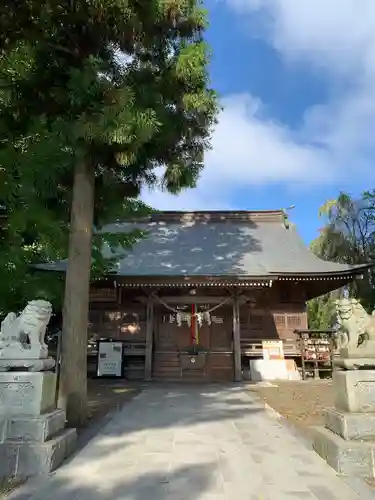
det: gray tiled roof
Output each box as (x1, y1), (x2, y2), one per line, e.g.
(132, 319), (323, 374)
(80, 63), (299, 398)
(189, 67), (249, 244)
(36, 212), (371, 277)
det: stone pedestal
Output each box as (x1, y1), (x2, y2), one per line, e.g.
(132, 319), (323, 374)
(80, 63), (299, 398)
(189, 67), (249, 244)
(0, 372), (57, 416)
(0, 371), (76, 478)
(312, 369), (375, 477)
(334, 343), (375, 371)
(0, 300), (77, 478)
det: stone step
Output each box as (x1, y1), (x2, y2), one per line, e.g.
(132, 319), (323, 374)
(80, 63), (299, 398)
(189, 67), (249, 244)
(324, 407), (375, 441)
(152, 376), (208, 382)
(2, 409), (66, 443)
(312, 425), (375, 477)
(0, 427), (77, 477)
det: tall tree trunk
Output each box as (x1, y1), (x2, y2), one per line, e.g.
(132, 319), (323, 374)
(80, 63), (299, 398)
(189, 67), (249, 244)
(58, 160), (95, 428)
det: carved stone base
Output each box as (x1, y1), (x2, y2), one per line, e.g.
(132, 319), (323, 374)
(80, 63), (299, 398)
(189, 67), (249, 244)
(0, 381), (76, 478)
(0, 371), (57, 416)
(0, 427), (76, 477)
(313, 369), (375, 478)
(1, 409), (66, 443)
(0, 357), (55, 372)
(333, 370), (375, 413)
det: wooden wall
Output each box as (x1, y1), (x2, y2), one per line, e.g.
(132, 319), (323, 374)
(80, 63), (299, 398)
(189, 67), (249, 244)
(87, 289), (235, 381)
(271, 283), (308, 339)
(88, 288), (146, 342)
(88, 283), (307, 344)
(87, 288), (147, 379)
(239, 284), (307, 342)
(87, 282), (308, 380)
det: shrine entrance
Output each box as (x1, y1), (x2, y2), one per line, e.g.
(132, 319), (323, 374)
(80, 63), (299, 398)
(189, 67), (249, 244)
(152, 300), (234, 381)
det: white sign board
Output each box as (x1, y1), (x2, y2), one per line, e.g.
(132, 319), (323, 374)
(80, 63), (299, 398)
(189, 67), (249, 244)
(262, 340), (284, 360)
(97, 341), (123, 377)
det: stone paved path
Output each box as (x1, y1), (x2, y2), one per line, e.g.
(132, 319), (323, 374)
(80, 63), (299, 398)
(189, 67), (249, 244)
(11, 385), (368, 500)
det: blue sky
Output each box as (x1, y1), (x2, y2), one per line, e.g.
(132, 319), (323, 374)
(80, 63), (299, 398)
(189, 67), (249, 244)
(143, 1), (375, 245)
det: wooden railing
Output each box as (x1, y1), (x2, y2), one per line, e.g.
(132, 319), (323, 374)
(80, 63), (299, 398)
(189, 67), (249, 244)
(121, 340), (146, 380)
(240, 338), (299, 357)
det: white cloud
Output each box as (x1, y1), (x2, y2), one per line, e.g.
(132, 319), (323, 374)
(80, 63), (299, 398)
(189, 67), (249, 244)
(233, 0), (375, 177)
(230, 0), (375, 74)
(141, 94), (335, 209)
(142, 1), (375, 210)
(206, 94), (332, 185)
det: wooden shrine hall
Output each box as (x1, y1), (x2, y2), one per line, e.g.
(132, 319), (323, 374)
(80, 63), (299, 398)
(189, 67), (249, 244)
(38, 210), (371, 382)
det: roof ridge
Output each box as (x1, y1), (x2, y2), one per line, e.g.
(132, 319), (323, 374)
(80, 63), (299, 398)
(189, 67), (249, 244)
(150, 209), (284, 214)
(122, 210), (286, 224)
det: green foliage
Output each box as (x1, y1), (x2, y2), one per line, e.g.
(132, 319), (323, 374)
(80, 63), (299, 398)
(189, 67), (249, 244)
(312, 192), (375, 266)
(307, 294), (336, 330)
(0, 223), (65, 317)
(308, 191), (375, 327)
(0, 0), (218, 313)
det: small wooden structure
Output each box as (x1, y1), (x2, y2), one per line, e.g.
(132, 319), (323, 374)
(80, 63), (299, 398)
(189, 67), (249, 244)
(38, 210), (370, 382)
(295, 329), (337, 380)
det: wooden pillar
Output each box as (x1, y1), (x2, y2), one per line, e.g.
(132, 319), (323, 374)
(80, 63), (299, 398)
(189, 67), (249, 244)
(232, 293), (242, 382)
(118, 285), (123, 306)
(145, 295), (154, 381)
(300, 335), (306, 381)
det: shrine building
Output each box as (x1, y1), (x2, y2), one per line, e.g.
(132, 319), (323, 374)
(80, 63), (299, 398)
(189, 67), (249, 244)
(39, 210), (371, 382)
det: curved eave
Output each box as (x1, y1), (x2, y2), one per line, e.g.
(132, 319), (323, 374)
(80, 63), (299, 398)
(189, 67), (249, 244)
(32, 263), (66, 273)
(115, 280), (272, 288)
(271, 262), (373, 281)
(32, 262), (373, 283)
(100, 275), (273, 288)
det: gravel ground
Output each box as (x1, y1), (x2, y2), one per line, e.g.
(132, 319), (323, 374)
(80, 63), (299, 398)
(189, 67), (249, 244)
(250, 379), (375, 499)
(250, 379), (334, 437)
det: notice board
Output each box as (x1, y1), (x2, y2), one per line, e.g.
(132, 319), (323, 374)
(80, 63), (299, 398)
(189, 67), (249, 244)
(97, 340), (124, 378)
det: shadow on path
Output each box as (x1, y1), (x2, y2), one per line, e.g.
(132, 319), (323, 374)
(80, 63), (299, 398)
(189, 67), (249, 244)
(23, 463), (217, 500)
(10, 383), (264, 500)
(69, 383), (265, 461)
(9, 384), (365, 500)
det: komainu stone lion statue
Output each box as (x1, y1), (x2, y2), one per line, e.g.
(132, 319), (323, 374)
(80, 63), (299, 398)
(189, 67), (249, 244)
(0, 300), (52, 359)
(336, 297), (375, 351)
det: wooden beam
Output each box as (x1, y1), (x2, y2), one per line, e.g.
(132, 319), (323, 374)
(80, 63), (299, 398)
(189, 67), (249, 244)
(158, 296), (233, 305)
(118, 285), (123, 306)
(238, 295), (251, 306)
(138, 295), (233, 305)
(232, 293), (242, 382)
(144, 295), (154, 381)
